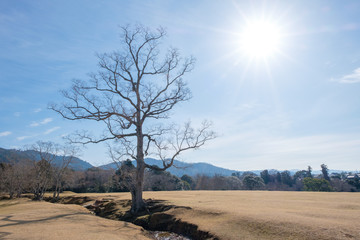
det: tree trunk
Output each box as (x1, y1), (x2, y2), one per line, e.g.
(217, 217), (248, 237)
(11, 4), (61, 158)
(131, 123), (146, 214)
(132, 161), (146, 213)
(53, 179), (60, 200)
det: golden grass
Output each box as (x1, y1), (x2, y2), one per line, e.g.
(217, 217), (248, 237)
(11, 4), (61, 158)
(0, 198), (151, 240)
(59, 191), (360, 240)
(1, 191), (359, 240)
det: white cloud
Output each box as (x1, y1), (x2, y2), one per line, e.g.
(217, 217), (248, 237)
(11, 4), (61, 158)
(30, 122), (40, 127)
(41, 118), (53, 124)
(14, 112), (21, 117)
(343, 23), (359, 31)
(337, 68), (360, 83)
(17, 136), (31, 141)
(44, 126), (60, 135)
(30, 117), (53, 127)
(0, 131), (12, 137)
(33, 108), (42, 113)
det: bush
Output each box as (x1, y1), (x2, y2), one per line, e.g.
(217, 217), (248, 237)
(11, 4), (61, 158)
(303, 178), (332, 192)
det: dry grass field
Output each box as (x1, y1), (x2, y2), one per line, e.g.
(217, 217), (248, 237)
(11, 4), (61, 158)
(1, 191), (360, 240)
(141, 191), (360, 240)
(0, 198), (151, 240)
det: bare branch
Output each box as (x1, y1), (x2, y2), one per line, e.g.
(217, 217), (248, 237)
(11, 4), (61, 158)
(145, 121), (216, 171)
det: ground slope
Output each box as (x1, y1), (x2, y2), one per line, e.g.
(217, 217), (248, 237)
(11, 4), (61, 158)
(148, 191), (360, 240)
(2, 191), (360, 240)
(69, 191), (360, 240)
(0, 198), (151, 240)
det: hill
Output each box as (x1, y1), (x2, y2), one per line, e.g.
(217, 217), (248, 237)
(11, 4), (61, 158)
(1, 147), (353, 176)
(99, 158), (236, 177)
(0, 147), (92, 171)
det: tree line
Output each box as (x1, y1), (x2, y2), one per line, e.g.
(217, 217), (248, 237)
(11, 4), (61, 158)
(235, 164), (360, 192)
(2, 146), (359, 200)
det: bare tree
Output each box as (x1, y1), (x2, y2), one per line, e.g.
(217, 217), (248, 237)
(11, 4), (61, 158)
(0, 163), (17, 198)
(51, 25), (215, 213)
(27, 141), (57, 200)
(0, 153), (38, 198)
(52, 145), (77, 200)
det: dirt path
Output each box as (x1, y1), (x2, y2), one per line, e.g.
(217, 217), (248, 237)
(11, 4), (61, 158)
(0, 198), (152, 240)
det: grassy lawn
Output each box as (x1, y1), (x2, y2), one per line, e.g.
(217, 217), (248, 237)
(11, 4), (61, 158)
(0, 198), (151, 240)
(142, 191), (360, 240)
(1, 191), (360, 240)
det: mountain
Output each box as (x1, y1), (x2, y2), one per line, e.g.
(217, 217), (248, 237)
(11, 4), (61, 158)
(1, 147), (354, 176)
(99, 158), (236, 177)
(0, 147), (93, 171)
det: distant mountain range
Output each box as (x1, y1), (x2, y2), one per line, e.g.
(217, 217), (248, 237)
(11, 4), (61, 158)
(0, 147), (237, 176)
(0, 147), (92, 171)
(100, 158), (237, 177)
(0, 147), (354, 177)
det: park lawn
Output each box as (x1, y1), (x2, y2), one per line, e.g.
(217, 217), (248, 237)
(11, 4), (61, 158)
(1, 191), (360, 240)
(64, 190), (360, 240)
(0, 198), (152, 240)
(144, 191), (360, 240)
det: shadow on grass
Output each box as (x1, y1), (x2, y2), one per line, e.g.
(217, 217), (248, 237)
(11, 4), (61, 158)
(0, 212), (90, 228)
(0, 231), (11, 239)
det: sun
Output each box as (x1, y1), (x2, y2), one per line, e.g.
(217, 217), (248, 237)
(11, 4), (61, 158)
(240, 20), (282, 59)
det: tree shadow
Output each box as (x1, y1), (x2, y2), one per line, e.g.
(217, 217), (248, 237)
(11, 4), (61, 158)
(0, 231), (11, 239)
(0, 212), (90, 228)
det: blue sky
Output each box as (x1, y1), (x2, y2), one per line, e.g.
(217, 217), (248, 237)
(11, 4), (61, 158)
(1, 0), (360, 171)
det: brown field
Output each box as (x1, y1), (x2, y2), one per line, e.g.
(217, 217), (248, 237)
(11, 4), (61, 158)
(1, 191), (360, 240)
(0, 198), (151, 240)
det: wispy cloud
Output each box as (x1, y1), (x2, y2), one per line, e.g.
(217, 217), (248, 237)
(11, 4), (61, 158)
(14, 112), (21, 117)
(44, 126), (60, 135)
(187, 130), (360, 171)
(335, 67), (360, 83)
(343, 23), (359, 31)
(30, 117), (53, 127)
(17, 135), (31, 141)
(33, 108), (42, 113)
(0, 131), (12, 137)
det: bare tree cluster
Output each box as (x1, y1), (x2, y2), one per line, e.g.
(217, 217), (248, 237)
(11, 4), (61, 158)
(0, 141), (77, 200)
(51, 25), (215, 213)
(0, 159), (32, 198)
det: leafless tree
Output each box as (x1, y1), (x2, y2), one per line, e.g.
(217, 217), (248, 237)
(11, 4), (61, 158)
(27, 141), (57, 200)
(0, 154), (32, 198)
(52, 145), (78, 200)
(51, 25), (215, 213)
(0, 163), (17, 198)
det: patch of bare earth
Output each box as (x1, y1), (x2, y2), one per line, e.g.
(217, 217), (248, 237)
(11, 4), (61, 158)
(0, 198), (152, 240)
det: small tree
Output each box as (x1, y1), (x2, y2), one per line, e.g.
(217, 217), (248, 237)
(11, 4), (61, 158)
(321, 164), (331, 182)
(0, 163), (17, 198)
(303, 177), (332, 192)
(52, 145), (78, 200)
(242, 175), (265, 190)
(51, 25), (215, 213)
(260, 170), (270, 184)
(181, 174), (194, 189)
(306, 166), (313, 178)
(27, 142), (56, 200)
(280, 170), (293, 187)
